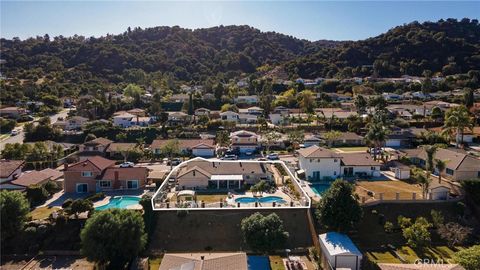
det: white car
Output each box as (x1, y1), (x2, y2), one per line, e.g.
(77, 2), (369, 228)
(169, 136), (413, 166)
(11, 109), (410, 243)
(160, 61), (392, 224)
(119, 161), (135, 168)
(10, 130), (19, 136)
(267, 153), (279, 160)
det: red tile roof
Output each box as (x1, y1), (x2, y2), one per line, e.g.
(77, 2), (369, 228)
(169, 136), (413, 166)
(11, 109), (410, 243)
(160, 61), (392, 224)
(0, 160), (25, 178)
(67, 156), (116, 171)
(11, 168), (62, 187)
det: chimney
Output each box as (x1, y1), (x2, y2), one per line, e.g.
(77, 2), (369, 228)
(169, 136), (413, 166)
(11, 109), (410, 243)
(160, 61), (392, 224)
(201, 256), (205, 260)
(114, 171), (119, 181)
(63, 163), (68, 170)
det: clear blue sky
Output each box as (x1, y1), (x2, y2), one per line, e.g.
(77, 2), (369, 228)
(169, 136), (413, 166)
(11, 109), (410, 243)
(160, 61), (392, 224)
(1, 1), (479, 41)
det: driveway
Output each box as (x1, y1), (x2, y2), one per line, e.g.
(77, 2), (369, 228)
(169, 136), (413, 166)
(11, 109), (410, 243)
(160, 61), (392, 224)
(0, 109), (70, 151)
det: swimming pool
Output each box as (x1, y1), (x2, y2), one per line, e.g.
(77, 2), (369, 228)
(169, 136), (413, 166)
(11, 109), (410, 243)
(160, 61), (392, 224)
(247, 256), (270, 270)
(95, 196), (141, 210)
(235, 196), (286, 204)
(310, 183), (331, 196)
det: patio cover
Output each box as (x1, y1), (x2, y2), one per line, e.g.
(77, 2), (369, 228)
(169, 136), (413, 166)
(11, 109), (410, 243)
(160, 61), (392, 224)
(177, 190), (196, 197)
(210, 175), (243, 181)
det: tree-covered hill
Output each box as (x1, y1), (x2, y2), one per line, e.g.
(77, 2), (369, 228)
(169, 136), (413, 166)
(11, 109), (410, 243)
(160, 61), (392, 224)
(286, 18), (480, 79)
(1, 18), (479, 85)
(0, 25), (331, 83)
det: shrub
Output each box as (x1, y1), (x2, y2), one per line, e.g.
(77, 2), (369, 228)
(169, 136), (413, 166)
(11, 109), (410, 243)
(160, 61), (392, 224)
(454, 245), (480, 270)
(0, 191), (30, 242)
(25, 185), (49, 206)
(384, 221), (394, 233)
(85, 192), (105, 202)
(437, 222), (472, 247)
(397, 215), (412, 229)
(44, 180), (61, 195)
(241, 212), (289, 252)
(62, 198), (73, 208)
(402, 217), (432, 248)
(66, 199), (93, 218)
(430, 210), (444, 228)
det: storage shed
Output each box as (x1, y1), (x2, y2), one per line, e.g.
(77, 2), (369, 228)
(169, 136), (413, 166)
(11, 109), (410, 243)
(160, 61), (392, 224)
(319, 232), (362, 270)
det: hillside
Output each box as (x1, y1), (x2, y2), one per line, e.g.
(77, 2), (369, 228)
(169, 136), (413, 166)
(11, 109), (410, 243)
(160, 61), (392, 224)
(0, 25), (331, 84)
(286, 18), (480, 79)
(1, 18), (479, 88)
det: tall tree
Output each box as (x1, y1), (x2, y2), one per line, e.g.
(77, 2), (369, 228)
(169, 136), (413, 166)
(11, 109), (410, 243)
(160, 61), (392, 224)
(442, 105), (474, 148)
(0, 191), (30, 242)
(354, 95), (367, 115)
(316, 179), (363, 232)
(81, 209), (147, 269)
(464, 88), (474, 108)
(161, 139), (180, 170)
(424, 145), (437, 173)
(241, 212), (289, 252)
(435, 159), (448, 183)
(297, 90), (316, 114)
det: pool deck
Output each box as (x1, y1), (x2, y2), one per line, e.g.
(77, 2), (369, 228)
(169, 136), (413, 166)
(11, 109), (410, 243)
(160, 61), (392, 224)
(93, 190), (148, 210)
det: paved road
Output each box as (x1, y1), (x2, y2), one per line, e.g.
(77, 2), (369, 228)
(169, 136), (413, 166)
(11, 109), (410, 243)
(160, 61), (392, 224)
(0, 109), (69, 151)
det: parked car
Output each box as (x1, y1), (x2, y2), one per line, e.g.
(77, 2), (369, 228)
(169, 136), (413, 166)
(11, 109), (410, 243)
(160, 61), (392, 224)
(120, 161), (135, 168)
(167, 158), (181, 166)
(10, 129), (19, 136)
(222, 154), (238, 160)
(267, 153), (279, 160)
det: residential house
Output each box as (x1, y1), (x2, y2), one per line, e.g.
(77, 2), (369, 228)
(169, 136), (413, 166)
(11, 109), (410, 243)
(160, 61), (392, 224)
(230, 130), (259, 154)
(316, 108), (357, 120)
(238, 114), (257, 124)
(159, 252), (248, 270)
(339, 153), (381, 178)
(0, 160), (25, 184)
(303, 135), (322, 148)
(297, 146), (381, 181)
(53, 116), (89, 131)
(0, 107), (27, 119)
(150, 139), (216, 157)
(321, 132), (364, 147)
(233, 95), (258, 105)
(405, 147), (480, 181)
(382, 93), (403, 101)
(63, 156), (147, 193)
(385, 129), (416, 148)
(78, 137), (113, 160)
(167, 112), (190, 126)
(1, 168), (62, 190)
(269, 106), (290, 125)
(297, 146), (341, 181)
(174, 160), (272, 189)
(194, 108), (211, 117)
(239, 106), (264, 115)
(127, 108), (146, 117)
(384, 160), (411, 180)
(113, 112), (153, 128)
(220, 111), (240, 122)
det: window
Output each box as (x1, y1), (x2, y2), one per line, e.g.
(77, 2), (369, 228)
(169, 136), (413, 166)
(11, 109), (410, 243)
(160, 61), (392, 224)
(478, 171), (480, 178)
(334, 159), (338, 162)
(127, 180), (139, 189)
(334, 171), (337, 175)
(446, 168), (454, 175)
(99, 181), (111, 188)
(76, 183), (88, 193)
(82, 171), (93, 177)
(371, 167), (376, 171)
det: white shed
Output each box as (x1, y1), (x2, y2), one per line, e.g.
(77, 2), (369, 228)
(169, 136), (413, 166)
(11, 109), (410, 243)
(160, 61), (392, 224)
(319, 232), (362, 270)
(429, 186), (450, 200)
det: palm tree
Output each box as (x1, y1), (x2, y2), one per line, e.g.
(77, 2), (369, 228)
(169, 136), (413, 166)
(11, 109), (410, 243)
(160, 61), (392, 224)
(424, 145), (437, 173)
(435, 159), (448, 183)
(442, 106), (474, 148)
(365, 121), (387, 161)
(412, 168), (431, 199)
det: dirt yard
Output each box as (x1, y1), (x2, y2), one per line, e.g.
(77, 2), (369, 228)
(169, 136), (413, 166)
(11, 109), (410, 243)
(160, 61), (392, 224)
(356, 180), (423, 202)
(1, 255), (94, 270)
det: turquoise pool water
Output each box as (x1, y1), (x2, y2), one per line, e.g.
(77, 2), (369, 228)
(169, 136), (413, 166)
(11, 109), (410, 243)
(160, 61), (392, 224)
(235, 196), (286, 204)
(310, 183), (331, 195)
(95, 196), (141, 210)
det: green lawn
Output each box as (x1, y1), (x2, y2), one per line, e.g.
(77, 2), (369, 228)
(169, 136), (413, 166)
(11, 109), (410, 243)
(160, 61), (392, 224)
(349, 202), (469, 265)
(149, 255), (162, 270)
(333, 147), (368, 152)
(29, 206), (60, 220)
(269, 256), (286, 270)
